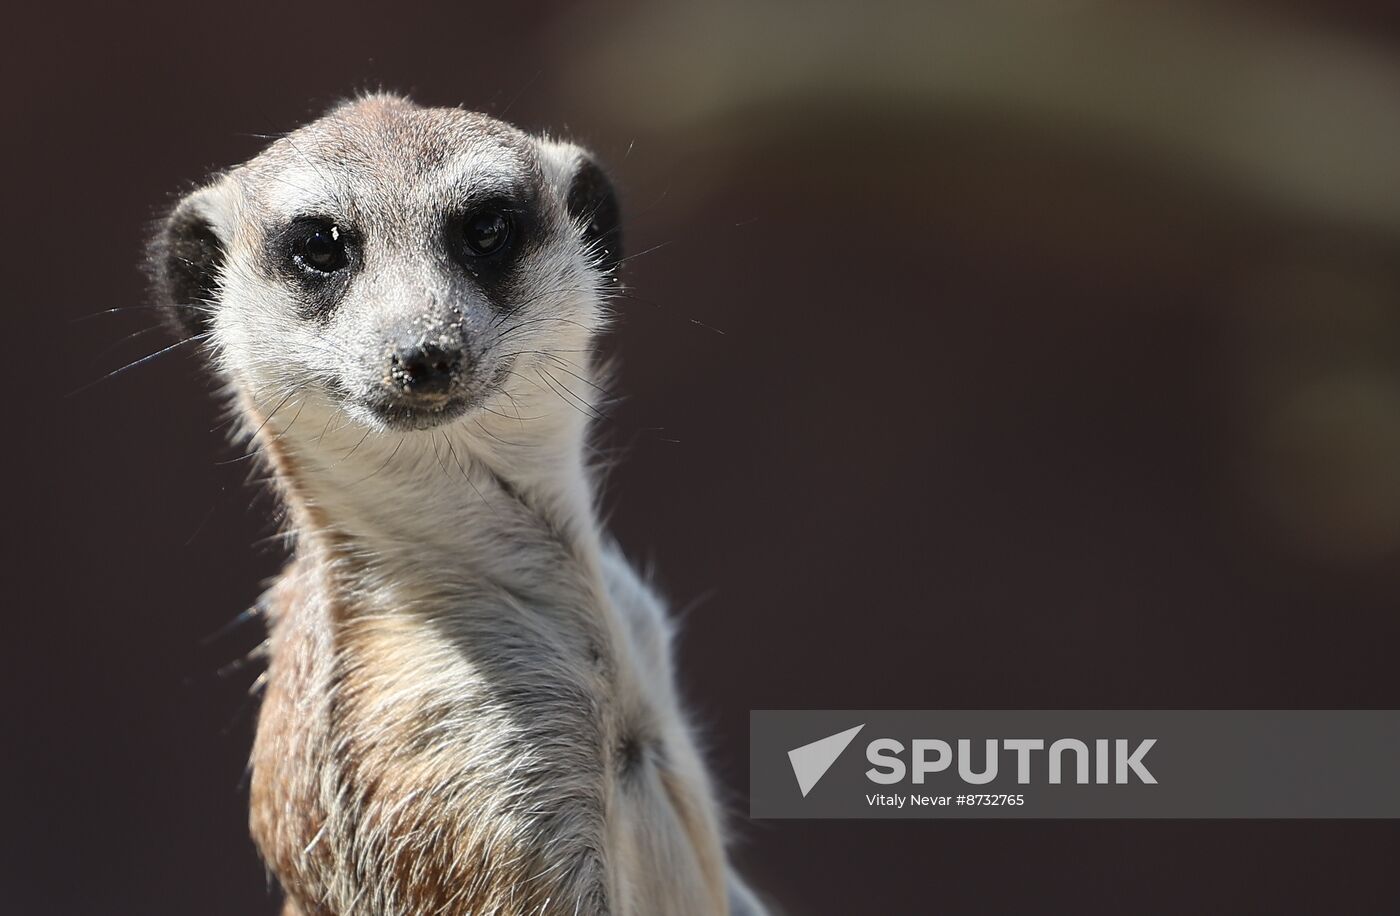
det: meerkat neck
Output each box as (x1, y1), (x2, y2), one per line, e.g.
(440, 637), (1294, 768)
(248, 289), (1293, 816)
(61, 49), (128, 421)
(248, 373), (606, 602)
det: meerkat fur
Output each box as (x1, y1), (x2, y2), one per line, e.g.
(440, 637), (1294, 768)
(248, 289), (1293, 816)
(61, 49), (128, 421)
(149, 93), (768, 916)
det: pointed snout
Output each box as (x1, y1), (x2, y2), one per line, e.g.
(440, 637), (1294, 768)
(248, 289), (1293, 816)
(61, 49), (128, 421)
(363, 296), (483, 426)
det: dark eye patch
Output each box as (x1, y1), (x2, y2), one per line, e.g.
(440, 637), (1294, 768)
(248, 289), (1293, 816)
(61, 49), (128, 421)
(268, 216), (359, 320)
(444, 192), (541, 312)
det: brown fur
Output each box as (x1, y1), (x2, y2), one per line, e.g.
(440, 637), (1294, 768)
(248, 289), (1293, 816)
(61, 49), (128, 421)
(246, 408), (729, 915)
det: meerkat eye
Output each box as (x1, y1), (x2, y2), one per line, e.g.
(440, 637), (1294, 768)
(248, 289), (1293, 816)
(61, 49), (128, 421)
(462, 210), (511, 257)
(291, 221), (348, 274)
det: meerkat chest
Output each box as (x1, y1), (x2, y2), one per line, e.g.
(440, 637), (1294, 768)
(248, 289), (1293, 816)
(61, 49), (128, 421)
(253, 559), (723, 915)
(253, 574), (627, 913)
(341, 589), (625, 771)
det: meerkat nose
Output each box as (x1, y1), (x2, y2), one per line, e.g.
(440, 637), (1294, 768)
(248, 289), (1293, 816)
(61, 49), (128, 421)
(387, 342), (462, 399)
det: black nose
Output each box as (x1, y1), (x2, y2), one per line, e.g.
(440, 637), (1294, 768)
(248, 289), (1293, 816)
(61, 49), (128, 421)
(388, 343), (462, 398)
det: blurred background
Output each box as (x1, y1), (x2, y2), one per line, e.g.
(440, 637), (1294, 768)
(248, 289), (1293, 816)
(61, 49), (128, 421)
(9, 1), (1400, 912)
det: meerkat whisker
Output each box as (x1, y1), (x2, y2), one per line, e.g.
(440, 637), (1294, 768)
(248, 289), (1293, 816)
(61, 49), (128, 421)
(69, 331), (212, 397)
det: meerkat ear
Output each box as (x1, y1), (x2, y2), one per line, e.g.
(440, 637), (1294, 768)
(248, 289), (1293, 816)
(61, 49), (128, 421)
(540, 140), (623, 274)
(148, 180), (234, 339)
(567, 154), (622, 274)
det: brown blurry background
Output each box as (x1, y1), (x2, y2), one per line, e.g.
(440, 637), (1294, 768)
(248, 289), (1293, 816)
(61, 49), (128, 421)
(9, 1), (1400, 912)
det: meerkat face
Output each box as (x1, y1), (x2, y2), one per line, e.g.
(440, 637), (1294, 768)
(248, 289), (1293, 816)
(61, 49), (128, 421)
(150, 95), (621, 432)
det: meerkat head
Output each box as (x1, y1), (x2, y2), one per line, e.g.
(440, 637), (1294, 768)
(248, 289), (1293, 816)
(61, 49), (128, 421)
(150, 94), (621, 435)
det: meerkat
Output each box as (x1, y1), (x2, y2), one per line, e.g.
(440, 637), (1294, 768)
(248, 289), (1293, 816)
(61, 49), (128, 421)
(149, 93), (768, 916)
